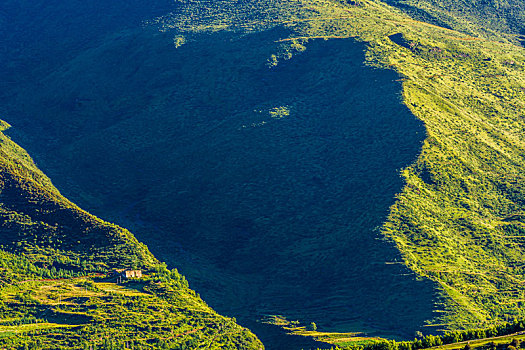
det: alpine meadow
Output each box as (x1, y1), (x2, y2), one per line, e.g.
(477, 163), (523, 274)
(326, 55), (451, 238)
(0, 0), (524, 349)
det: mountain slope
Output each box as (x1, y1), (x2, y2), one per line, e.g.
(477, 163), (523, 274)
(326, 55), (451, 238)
(0, 122), (263, 349)
(3, 16), (438, 338)
(263, 0), (524, 328)
(1, 0), (525, 346)
(381, 0), (525, 39)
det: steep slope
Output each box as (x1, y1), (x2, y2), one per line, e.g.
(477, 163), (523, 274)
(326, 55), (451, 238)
(149, 0), (525, 329)
(261, 0), (524, 329)
(3, 17), (437, 339)
(381, 0), (525, 39)
(0, 122), (263, 349)
(2, 0), (525, 346)
(0, 121), (154, 269)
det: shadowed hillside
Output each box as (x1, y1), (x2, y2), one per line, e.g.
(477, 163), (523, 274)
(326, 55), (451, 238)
(3, 26), (437, 338)
(381, 0), (525, 39)
(0, 122), (263, 349)
(2, 0), (525, 348)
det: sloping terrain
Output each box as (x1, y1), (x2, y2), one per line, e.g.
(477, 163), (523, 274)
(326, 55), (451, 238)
(1, 0), (525, 348)
(0, 121), (153, 269)
(143, 0), (525, 330)
(381, 0), (525, 39)
(0, 123), (263, 349)
(2, 5), (437, 340)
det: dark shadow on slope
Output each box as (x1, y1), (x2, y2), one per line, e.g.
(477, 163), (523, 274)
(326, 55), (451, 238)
(518, 34), (525, 48)
(3, 26), (438, 346)
(381, 1), (453, 30)
(389, 33), (413, 50)
(0, 0), (174, 80)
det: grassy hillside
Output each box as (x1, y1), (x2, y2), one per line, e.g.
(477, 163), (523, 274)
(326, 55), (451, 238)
(381, 0), (525, 39)
(1, 0), (525, 347)
(0, 123), (263, 349)
(3, 9), (438, 339)
(263, 0), (525, 330)
(263, 316), (525, 349)
(157, 0), (525, 329)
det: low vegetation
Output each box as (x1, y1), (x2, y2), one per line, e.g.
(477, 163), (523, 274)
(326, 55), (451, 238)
(0, 127), (263, 349)
(267, 316), (525, 350)
(1, 0), (525, 348)
(150, 0), (525, 333)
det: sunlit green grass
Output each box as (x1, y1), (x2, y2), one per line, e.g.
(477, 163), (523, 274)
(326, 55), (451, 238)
(150, 0), (525, 332)
(1, 0), (525, 348)
(0, 128), (263, 348)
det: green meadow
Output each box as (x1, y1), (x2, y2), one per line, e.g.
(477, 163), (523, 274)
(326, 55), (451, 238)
(0, 127), (262, 349)
(0, 0), (525, 348)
